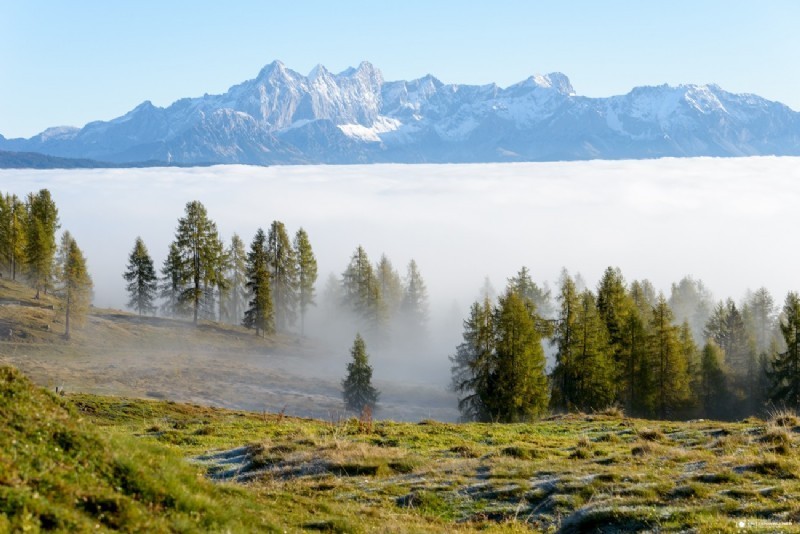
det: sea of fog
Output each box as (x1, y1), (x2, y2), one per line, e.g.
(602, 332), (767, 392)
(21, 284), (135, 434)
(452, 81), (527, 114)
(2, 156), (799, 337)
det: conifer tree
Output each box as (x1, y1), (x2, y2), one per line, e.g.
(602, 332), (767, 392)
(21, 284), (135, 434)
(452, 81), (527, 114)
(123, 237), (158, 316)
(55, 234), (92, 340)
(266, 221), (298, 331)
(294, 228), (317, 336)
(172, 201), (224, 324)
(648, 295), (691, 418)
(376, 254), (403, 316)
(551, 271), (581, 410)
(400, 259), (429, 340)
(159, 242), (185, 317)
(342, 246), (385, 332)
(220, 234), (248, 325)
(770, 291), (800, 409)
(621, 280), (653, 415)
(596, 266), (633, 399)
(24, 189), (59, 298)
(0, 193), (26, 280)
(450, 297), (495, 421)
(491, 289), (549, 421)
(243, 228), (274, 337)
(699, 340), (728, 419)
(342, 333), (379, 413)
(552, 276), (614, 412)
(669, 276), (713, 343)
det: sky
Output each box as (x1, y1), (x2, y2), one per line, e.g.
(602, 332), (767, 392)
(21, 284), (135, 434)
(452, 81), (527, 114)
(1, 1), (799, 138)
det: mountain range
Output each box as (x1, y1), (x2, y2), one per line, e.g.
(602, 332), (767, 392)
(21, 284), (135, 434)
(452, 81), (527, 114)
(2, 60), (800, 166)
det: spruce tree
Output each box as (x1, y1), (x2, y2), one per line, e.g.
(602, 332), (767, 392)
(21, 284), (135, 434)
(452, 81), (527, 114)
(699, 340), (728, 419)
(123, 237), (158, 316)
(400, 259), (429, 340)
(243, 229), (274, 337)
(294, 228), (318, 336)
(266, 221), (298, 331)
(342, 333), (379, 413)
(770, 291), (800, 409)
(24, 189), (59, 298)
(342, 246), (385, 333)
(450, 297), (495, 421)
(220, 234), (248, 325)
(159, 242), (185, 317)
(55, 234), (92, 340)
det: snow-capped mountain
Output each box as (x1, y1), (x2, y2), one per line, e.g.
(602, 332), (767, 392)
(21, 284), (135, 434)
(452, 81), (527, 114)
(3, 60), (800, 165)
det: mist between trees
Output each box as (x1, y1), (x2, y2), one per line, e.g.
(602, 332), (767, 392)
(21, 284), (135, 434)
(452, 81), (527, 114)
(3, 191), (800, 423)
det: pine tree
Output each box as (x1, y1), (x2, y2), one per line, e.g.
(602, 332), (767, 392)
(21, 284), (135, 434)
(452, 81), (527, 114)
(342, 333), (379, 413)
(450, 297), (495, 421)
(55, 234), (92, 340)
(491, 289), (549, 421)
(0, 193), (26, 280)
(220, 234), (248, 325)
(172, 201), (224, 324)
(24, 189), (59, 298)
(770, 291), (800, 409)
(243, 229), (274, 337)
(123, 237), (158, 316)
(294, 228), (317, 336)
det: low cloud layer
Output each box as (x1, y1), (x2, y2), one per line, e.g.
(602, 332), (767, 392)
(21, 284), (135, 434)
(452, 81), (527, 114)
(3, 156), (797, 317)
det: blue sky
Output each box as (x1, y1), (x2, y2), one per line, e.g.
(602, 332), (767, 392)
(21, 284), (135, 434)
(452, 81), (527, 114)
(2, 1), (798, 138)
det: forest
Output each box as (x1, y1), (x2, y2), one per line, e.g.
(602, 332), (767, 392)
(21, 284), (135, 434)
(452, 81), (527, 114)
(2, 189), (799, 423)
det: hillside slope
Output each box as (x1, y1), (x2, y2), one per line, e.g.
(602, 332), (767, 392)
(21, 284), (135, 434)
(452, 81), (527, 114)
(0, 365), (279, 532)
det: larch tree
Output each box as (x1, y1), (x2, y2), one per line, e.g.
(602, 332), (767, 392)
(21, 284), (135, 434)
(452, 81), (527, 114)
(172, 200), (224, 325)
(266, 221), (298, 331)
(243, 228), (274, 337)
(490, 289), (549, 422)
(770, 291), (800, 410)
(551, 271), (580, 411)
(596, 266), (632, 400)
(24, 189), (59, 298)
(0, 193), (27, 280)
(56, 234), (92, 340)
(450, 297), (495, 421)
(648, 295), (691, 419)
(294, 228), (318, 336)
(123, 237), (158, 316)
(507, 266), (554, 336)
(376, 254), (403, 315)
(342, 333), (379, 413)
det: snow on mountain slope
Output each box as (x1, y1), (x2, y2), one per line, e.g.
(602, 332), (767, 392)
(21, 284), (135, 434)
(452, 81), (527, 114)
(2, 61), (799, 165)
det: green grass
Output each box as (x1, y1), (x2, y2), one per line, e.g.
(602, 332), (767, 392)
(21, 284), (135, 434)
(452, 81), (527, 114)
(57, 390), (800, 532)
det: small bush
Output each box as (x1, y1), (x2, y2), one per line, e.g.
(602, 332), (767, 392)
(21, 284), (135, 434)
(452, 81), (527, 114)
(637, 428), (664, 441)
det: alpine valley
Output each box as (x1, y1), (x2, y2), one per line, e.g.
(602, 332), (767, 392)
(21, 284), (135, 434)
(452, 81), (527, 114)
(3, 60), (800, 166)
